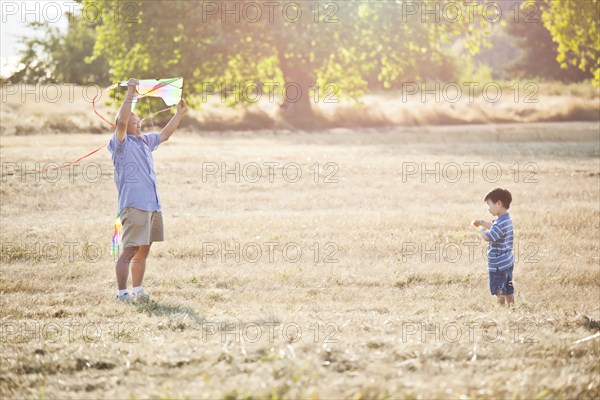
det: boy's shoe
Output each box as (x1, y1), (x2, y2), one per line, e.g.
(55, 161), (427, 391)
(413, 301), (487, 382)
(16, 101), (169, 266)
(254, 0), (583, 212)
(115, 292), (133, 303)
(133, 289), (150, 303)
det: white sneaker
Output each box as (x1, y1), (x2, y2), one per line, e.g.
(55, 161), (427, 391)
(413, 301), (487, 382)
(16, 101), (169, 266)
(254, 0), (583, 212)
(115, 292), (133, 302)
(133, 289), (150, 303)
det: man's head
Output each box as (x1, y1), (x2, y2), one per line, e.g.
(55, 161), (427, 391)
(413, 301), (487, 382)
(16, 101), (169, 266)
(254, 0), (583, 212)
(116, 112), (141, 136)
(484, 188), (512, 216)
(126, 112), (141, 136)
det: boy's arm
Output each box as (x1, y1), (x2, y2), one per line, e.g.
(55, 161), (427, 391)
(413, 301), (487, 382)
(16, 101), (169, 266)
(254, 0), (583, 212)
(116, 78), (139, 142)
(474, 220), (492, 229)
(480, 228), (490, 242)
(482, 221), (505, 242)
(160, 99), (188, 143)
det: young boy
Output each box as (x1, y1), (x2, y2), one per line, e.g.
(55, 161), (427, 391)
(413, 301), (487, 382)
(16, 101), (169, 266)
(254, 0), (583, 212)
(473, 188), (515, 305)
(108, 78), (187, 302)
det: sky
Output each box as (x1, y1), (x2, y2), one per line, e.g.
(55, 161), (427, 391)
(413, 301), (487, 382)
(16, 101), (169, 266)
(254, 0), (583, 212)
(1, 0), (76, 77)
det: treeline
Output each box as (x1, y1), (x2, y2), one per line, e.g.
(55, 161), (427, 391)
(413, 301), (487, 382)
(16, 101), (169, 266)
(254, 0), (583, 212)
(5, 1), (598, 102)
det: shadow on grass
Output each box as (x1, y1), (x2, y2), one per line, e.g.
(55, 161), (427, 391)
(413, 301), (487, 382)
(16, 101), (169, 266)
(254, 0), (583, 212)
(133, 300), (207, 325)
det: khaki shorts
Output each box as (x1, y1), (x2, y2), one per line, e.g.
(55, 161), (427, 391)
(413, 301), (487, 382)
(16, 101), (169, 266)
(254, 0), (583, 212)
(120, 207), (164, 248)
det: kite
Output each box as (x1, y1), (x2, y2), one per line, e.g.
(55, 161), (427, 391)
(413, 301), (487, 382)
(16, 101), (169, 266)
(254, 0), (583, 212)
(126, 77), (184, 109)
(93, 77), (184, 127)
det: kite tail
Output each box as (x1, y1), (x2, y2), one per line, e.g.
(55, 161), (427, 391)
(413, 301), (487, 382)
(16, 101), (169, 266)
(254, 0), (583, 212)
(92, 90), (117, 128)
(110, 214), (123, 256)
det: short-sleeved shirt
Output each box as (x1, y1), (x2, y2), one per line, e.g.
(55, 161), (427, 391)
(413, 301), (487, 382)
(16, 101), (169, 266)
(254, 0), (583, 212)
(107, 131), (162, 215)
(487, 212), (514, 272)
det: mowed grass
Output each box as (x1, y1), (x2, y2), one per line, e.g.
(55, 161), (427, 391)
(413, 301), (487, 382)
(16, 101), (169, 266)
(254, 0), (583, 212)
(1, 122), (599, 399)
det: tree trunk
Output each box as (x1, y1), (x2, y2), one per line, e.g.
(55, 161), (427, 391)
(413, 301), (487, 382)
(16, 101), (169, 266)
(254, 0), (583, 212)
(277, 49), (318, 129)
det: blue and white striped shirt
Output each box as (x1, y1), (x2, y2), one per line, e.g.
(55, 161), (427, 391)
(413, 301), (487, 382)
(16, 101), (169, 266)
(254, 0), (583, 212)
(487, 212), (514, 272)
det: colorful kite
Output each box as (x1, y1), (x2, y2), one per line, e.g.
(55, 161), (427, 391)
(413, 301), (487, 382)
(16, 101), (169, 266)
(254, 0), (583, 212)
(94, 77), (184, 127)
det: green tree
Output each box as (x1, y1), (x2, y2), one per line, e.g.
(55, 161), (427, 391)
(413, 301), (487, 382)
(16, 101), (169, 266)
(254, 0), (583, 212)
(540, 0), (600, 85)
(6, 21), (57, 84)
(7, 12), (109, 84)
(89, 0), (494, 125)
(506, 4), (591, 82)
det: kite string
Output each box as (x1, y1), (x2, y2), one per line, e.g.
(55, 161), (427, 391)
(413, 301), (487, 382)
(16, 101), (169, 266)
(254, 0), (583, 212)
(40, 141), (109, 173)
(140, 104), (178, 128)
(92, 89), (116, 128)
(38, 86), (114, 172)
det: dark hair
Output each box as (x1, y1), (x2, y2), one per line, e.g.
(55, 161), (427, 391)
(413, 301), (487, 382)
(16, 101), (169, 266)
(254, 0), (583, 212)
(484, 188), (512, 209)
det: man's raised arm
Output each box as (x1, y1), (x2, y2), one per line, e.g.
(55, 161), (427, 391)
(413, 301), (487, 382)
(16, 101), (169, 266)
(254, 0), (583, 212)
(160, 99), (188, 143)
(115, 78), (139, 142)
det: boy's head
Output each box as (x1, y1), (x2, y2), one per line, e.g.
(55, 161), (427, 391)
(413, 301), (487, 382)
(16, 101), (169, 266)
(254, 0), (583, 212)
(484, 188), (512, 216)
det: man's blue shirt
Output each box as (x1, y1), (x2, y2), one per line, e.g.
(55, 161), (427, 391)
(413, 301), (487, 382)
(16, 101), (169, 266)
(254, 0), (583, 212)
(107, 131), (162, 215)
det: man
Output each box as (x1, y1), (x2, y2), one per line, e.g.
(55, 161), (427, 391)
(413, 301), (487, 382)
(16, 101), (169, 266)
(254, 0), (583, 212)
(108, 78), (187, 301)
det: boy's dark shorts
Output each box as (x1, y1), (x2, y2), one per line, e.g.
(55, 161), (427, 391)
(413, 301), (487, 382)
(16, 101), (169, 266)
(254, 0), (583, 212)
(489, 266), (514, 295)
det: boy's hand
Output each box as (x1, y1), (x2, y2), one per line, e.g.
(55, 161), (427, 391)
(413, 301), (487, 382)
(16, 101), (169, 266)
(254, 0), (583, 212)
(472, 220), (483, 228)
(176, 98), (188, 115)
(480, 227), (490, 241)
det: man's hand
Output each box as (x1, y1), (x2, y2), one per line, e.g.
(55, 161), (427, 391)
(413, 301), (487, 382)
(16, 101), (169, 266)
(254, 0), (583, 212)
(160, 98), (187, 143)
(176, 98), (188, 115)
(126, 78), (139, 90)
(125, 78), (139, 99)
(116, 78), (140, 141)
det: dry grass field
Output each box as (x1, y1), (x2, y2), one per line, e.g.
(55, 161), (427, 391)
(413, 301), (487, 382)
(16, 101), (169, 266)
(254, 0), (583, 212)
(1, 122), (599, 399)
(1, 82), (598, 134)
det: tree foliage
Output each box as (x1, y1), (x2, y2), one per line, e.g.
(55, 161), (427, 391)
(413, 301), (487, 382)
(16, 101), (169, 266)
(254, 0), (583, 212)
(506, 3), (592, 82)
(540, 0), (600, 86)
(7, 11), (109, 84)
(88, 0), (495, 120)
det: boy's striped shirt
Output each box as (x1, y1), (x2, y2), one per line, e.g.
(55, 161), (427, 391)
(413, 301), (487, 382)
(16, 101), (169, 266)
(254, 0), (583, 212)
(487, 212), (514, 272)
